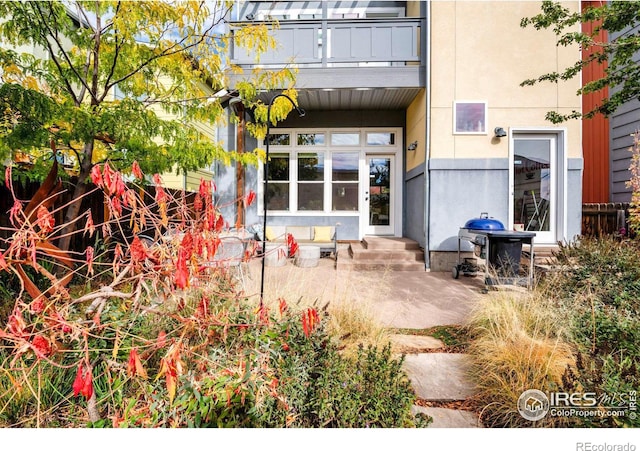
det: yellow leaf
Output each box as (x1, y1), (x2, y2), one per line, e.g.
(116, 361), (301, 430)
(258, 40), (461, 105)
(23, 76), (39, 91)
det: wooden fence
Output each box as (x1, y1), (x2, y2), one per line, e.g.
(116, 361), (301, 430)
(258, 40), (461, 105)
(582, 203), (630, 238)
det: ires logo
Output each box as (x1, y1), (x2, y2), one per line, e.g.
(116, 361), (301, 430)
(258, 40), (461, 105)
(518, 390), (599, 421)
(549, 392), (598, 407)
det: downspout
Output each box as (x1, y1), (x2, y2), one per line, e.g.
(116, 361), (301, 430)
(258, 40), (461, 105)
(424, 0), (432, 270)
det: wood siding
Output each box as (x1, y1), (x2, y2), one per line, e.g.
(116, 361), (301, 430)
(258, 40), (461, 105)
(581, 1), (609, 203)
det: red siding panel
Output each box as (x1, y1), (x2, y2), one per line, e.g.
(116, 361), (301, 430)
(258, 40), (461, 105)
(582, 1), (610, 203)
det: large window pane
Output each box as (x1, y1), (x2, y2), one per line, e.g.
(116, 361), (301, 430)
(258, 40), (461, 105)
(514, 139), (551, 232)
(267, 183), (289, 210)
(268, 153), (289, 181)
(332, 152), (359, 181)
(298, 152), (324, 181)
(298, 184), (324, 211)
(332, 182), (358, 211)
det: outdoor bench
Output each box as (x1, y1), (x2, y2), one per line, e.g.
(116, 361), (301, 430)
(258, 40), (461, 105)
(264, 225), (338, 257)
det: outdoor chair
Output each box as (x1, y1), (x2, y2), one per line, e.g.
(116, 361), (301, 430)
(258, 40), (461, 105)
(207, 235), (247, 289)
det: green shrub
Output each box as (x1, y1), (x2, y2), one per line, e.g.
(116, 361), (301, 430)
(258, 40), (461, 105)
(257, 324), (423, 428)
(541, 238), (640, 427)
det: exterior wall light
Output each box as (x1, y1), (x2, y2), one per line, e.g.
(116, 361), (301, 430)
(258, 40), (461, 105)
(494, 127), (507, 138)
(407, 141), (418, 151)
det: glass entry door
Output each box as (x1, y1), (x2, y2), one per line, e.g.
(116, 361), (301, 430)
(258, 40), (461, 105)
(365, 155), (394, 235)
(512, 135), (556, 243)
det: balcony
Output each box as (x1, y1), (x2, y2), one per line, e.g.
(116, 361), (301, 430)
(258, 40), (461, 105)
(228, 17), (425, 107)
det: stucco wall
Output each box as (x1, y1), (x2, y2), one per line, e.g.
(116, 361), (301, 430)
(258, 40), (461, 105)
(430, 1), (582, 161)
(406, 88), (427, 172)
(427, 1), (583, 269)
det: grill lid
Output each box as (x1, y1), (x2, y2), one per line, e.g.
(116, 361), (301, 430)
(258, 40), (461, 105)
(463, 212), (505, 231)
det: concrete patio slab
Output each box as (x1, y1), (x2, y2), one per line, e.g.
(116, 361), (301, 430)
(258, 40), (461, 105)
(244, 253), (484, 329)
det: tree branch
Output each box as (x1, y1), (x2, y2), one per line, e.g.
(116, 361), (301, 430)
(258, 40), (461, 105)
(34, 3), (100, 105)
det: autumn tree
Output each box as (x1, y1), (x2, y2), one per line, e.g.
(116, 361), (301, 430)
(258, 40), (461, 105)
(520, 0), (640, 123)
(0, 1), (297, 251)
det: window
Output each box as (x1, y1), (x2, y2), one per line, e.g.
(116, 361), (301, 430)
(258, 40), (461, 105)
(367, 132), (395, 146)
(298, 153), (324, 211)
(266, 133), (291, 146)
(453, 101), (487, 134)
(267, 153), (290, 210)
(260, 128), (399, 214)
(298, 133), (325, 145)
(332, 152), (359, 211)
(331, 132), (360, 146)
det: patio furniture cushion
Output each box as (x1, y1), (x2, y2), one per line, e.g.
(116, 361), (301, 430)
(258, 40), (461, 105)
(265, 226), (277, 241)
(313, 226), (333, 242)
(286, 226), (312, 241)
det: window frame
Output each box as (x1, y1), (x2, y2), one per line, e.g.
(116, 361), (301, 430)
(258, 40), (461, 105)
(453, 101), (488, 135)
(258, 128), (401, 216)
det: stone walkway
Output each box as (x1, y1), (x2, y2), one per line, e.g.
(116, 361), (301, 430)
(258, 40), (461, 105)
(244, 248), (486, 428)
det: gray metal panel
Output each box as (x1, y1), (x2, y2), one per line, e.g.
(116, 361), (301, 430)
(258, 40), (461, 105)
(230, 18), (422, 65)
(392, 25), (415, 58)
(567, 166), (583, 240)
(609, 25), (640, 203)
(373, 27), (392, 58)
(404, 172), (425, 247)
(294, 66), (424, 89)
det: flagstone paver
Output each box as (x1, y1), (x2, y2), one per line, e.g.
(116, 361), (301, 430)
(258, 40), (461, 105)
(390, 334), (445, 352)
(402, 353), (478, 401)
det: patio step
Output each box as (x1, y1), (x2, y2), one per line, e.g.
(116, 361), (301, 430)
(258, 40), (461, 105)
(337, 237), (425, 271)
(363, 236), (421, 250)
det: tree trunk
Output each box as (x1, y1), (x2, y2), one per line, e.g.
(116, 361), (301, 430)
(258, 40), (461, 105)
(57, 140), (95, 253)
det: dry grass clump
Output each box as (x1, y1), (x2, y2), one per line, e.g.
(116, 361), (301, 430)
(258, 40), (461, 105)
(468, 290), (575, 427)
(324, 298), (390, 355)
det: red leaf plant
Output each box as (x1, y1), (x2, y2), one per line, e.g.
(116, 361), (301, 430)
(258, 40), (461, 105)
(72, 362), (94, 400)
(174, 252), (190, 289)
(30, 335), (52, 359)
(85, 246), (94, 276)
(0, 252), (7, 272)
(278, 298), (288, 317)
(301, 308), (320, 338)
(8, 199), (23, 226)
(90, 164), (103, 187)
(157, 344), (182, 403)
(127, 348), (148, 379)
(30, 297), (45, 314)
(286, 233), (299, 258)
(131, 160), (144, 180)
(129, 236), (148, 264)
(36, 206), (55, 235)
(84, 210), (95, 237)
(244, 190), (256, 207)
